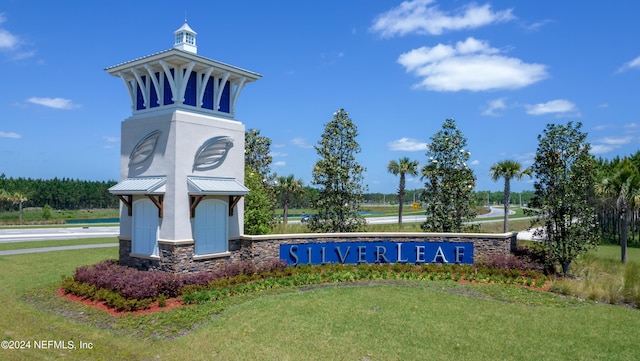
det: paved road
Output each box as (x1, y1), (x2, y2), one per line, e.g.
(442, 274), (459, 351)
(477, 206), (515, 218)
(0, 226), (119, 243)
(0, 243), (117, 256)
(0, 226), (119, 256)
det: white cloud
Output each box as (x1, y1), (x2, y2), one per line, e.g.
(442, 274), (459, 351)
(270, 151), (288, 157)
(103, 136), (119, 143)
(617, 56), (640, 73)
(273, 161), (286, 167)
(0, 131), (21, 139)
(525, 99), (578, 116)
(387, 137), (428, 151)
(514, 152), (535, 161)
(590, 144), (615, 155)
(290, 137), (313, 149)
(590, 135), (634, 155)
(482, 98), (507, 116)
(0, 28), (18, 50)
(524, 20), (552, 32)
(0, 14), (35, 61)
(398, 38), (548, 92)
(0, 13), (19, 50)
(597, 136), (633, 145)
(592, 124), (610, 131)
(470, 159), (480, 166)
(624, 122), (640, 131)
(9, 50), (36, 61)
(370, 0), (514, 37)
(27, 97), (79, 110)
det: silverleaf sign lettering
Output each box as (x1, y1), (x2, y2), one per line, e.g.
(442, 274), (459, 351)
(279, 241), (473, 266)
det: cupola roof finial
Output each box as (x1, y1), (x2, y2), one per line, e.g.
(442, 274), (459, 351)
(174, 20), (197, 54)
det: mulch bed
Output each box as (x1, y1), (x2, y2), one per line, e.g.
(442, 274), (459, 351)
(58, 279), (549, 316)
(57, 288), (184, 316)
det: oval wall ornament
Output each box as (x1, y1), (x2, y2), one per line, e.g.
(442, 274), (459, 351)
(193, 136), (234, 171)
(129, 129), (162, 167)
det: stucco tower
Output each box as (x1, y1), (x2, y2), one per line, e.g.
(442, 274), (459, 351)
(107, 22), (260, 271)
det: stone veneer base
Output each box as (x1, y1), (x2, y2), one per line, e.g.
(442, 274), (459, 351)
(118, 232), (518, 273)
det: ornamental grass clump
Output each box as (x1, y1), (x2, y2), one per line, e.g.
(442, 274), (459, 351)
(623, 262), (640, 307)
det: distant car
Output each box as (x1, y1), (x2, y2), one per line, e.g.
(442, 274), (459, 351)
(300, 214), (311, 223)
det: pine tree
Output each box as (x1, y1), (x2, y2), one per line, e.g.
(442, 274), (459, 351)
(309, 109), (366, 232)
(421, 118), (476, 232)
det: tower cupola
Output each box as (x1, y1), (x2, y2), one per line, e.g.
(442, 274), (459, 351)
(174, 22), (197, 54)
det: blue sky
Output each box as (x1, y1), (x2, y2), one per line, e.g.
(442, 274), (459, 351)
(1, 1), (640, 194)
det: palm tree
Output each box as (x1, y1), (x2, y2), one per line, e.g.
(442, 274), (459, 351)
(489, 160), (531, 233)
(276, 175), (304, 225)
(11, 192), (28, 225)
(387, 157), (419, 225)
(0, 189), (9, 213)
(596, 159), (640, 263)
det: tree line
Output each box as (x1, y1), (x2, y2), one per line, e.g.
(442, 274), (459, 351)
(0, 174), (118, 211)
(594, 151), (640, 263)
(0, 171), (527, 214)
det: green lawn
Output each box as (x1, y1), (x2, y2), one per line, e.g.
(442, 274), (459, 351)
(1, 247), (639, 360)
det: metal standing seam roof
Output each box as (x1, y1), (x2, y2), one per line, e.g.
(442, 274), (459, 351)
(104, 48), (262, 80)
(108, 177), (166, 195)
(187, 176), (249, 195)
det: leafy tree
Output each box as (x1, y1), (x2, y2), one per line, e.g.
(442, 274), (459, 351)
(387, 157), (419, 225)
(42, 204), (52, 220)
(596, 158), (640, 263)
(528, 122), (598, 275)
(276, 174), (304, 225)
(421, 118), (476, 232)
(245, 128), (278, 221)
(245, 129), (274, 184)
(309, 109), (366, 232)
(243, 166), (274, 235)
(489, 160), (531, 232)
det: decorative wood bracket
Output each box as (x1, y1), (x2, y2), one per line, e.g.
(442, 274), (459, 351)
(117, 195), (133, 217)
(189, 195), (205, 218)
(189, 195), (244, 217)
(146, 194), (164, 218)
(229, 195), (242, 216)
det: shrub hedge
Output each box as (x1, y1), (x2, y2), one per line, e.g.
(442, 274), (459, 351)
(62, 250), (547, 312)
